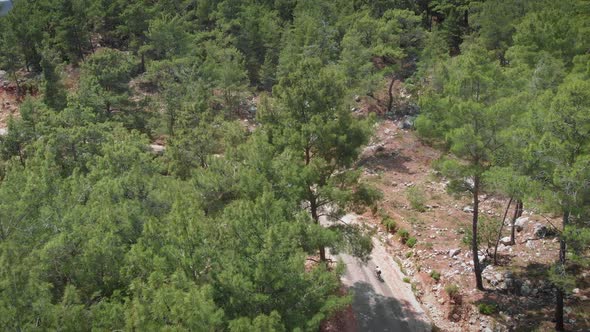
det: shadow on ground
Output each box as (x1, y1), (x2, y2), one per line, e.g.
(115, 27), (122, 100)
(476, 262), (589, 332)
(357, 150), (412, 174)
(349, 281), (430, 332)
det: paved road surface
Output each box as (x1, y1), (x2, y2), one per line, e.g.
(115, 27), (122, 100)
(335, 215), (431, 332)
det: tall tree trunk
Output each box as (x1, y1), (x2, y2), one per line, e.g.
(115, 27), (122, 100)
(472, 176), (484, 290)
(387, 75), (395, 115)
(510, 200), (523, 245)
(555, 210), (569, 331)
(11, 72), (21, 97)
(493, 197), (513, 265)
(309, 193), (326, 262)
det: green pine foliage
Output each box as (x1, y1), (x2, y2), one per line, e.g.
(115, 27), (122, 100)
(0, 0), (588, 330)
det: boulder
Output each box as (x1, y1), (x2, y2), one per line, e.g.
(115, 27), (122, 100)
(478, 254), (486, 265)
(514, 216), (529, 231)
(149, 144), (166, 154)
(533, 223), (549, 238)
(500, 236), (512, 245)
(397, 116), (415, 130)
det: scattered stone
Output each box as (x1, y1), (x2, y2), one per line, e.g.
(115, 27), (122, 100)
(448, 248), (461, 258)
(526, 240), (535, 248)
(463, 205), (474, 213)
(384, 129), (391, 135)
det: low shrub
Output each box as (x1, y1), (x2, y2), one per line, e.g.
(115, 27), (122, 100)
(403, 277), (411, 283)
(405, 251), (413, 258)
(444, 284), (459, 299)
(430, 270), (441, 282)
(406, 186), (427, 212)
(478, 303), (497, 315)
(406, 237), (417, 248)
(382, 217), (397, 233)
(397, 229), (410, 243)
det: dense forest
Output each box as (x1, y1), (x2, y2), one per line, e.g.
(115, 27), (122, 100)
(0, 0), (589, 331)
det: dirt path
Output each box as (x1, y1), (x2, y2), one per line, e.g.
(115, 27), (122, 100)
(332, 214), (431, 332)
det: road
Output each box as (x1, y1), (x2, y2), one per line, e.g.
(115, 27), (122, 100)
(334, 215), (431, 332)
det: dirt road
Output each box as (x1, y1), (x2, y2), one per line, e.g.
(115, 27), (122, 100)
(335, 215), (431, 332)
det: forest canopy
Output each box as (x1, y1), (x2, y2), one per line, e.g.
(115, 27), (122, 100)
(0, 0), (589, 331)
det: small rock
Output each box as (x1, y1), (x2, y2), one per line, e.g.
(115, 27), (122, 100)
(526, 240), (535, 248)
(463, 205), (474, 213)
(572, 288), (580, 294)
(384, 129), (391, 135)
(354, 95), (361, 102)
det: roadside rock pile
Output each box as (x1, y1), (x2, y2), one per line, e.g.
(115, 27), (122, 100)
(481, 266), (555, 297)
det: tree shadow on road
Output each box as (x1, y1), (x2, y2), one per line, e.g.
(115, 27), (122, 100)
(348, 281), (430, 332)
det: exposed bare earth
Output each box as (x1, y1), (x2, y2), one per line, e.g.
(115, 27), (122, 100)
(352, 119), (590, 331)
